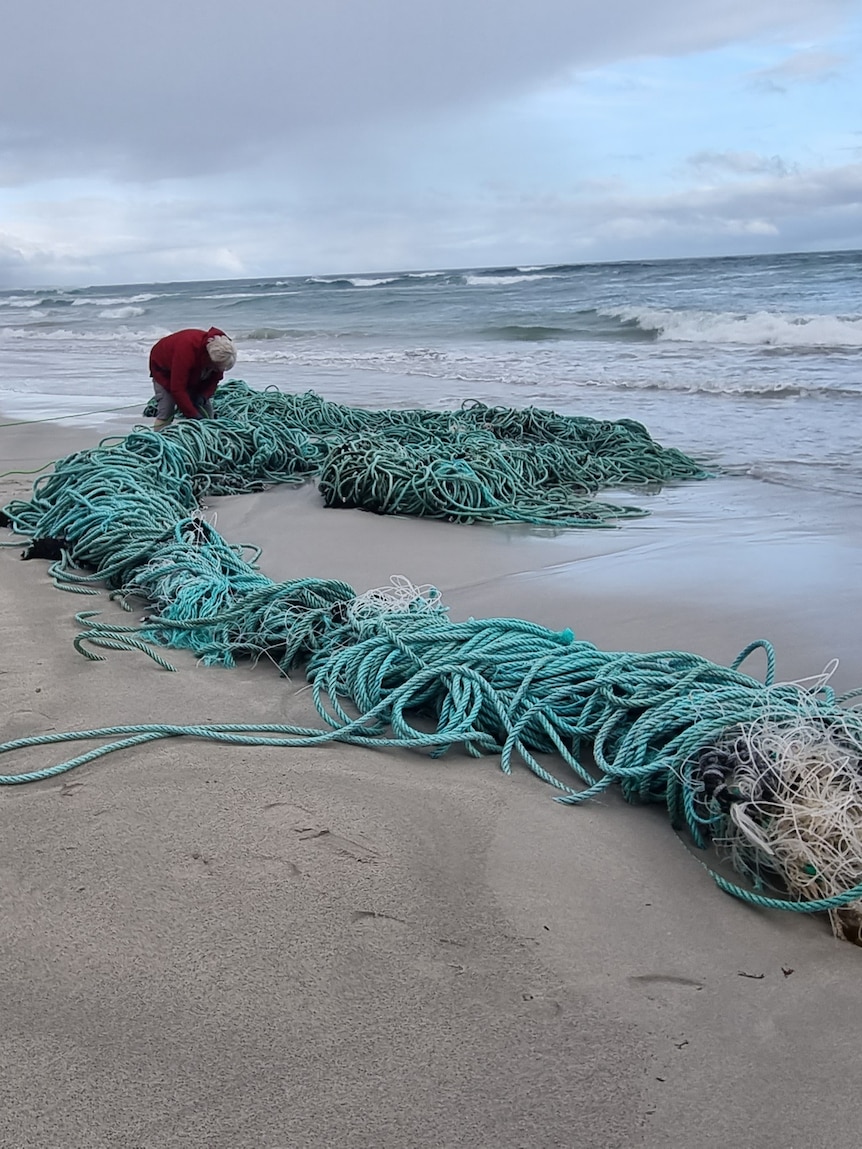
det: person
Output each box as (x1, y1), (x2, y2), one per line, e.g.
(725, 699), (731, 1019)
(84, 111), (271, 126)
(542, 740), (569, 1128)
(149, 327), (238, 430)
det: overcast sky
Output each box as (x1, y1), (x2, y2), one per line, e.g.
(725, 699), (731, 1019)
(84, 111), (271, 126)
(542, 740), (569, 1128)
(1, 0), (860, 286)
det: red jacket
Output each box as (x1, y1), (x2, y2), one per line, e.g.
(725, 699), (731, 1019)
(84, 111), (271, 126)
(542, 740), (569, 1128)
(149, 327), (227, 418)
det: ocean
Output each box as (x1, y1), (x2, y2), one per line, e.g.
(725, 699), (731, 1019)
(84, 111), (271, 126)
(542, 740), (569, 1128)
(1, 249), (861, 500)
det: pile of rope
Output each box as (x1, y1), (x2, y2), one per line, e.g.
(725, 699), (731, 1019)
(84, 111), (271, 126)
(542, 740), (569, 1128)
(145, 381), (708, 526)
(4, 392), (862, 941)
(2, 419), (322, 560)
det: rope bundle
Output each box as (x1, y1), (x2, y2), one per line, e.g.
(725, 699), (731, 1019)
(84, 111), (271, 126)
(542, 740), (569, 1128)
(316, 434), (645, 526)
(145, 381), (708, 526)
(4, 387), (862, 937)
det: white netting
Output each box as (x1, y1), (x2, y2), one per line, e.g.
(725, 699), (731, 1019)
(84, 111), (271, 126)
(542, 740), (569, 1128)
(711, 712), (862, 938)
(347, 574), (445, 623)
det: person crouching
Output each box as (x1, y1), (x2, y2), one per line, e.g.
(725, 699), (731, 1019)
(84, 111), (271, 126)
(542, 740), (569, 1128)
(149, 327), (238, 430)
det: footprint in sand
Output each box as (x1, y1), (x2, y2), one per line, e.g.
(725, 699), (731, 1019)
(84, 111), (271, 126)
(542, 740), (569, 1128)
(350, 909), (406, 926)
(294, 825), (379, 864)
(628, 973), (705, 1004)
(261, 803), (380, 863)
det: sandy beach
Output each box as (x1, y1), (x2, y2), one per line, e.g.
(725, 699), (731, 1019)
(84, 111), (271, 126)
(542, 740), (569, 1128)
(3, 411), (862, 1148)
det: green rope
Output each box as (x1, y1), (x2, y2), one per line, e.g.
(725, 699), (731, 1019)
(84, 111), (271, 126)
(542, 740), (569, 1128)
(142, 381), (709, 527)
(2, 384), (861, 922)
(0, 462), (54, 481)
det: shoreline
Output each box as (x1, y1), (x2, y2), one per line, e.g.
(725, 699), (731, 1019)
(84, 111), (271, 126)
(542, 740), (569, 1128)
(3, 412), (862, 1147)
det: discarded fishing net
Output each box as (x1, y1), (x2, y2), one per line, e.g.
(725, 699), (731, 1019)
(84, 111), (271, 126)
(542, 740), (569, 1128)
(696, 712), (862, 941)
(316, 434), (645, 526)
(3, 412), (862, 943)
(143, 380), (709, 527)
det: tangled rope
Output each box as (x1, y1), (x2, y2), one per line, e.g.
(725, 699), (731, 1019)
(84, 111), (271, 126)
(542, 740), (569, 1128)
(3, 388), (862, 939)
(144, 381), (709, 526)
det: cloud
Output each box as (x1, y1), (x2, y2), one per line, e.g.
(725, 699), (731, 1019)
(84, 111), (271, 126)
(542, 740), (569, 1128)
(687, 150), (799, 177)
(4, 158), (859, 286)
(0, 0), (850, 181)
(1, 0), (858, 284)
(0, 234), (32, 278)
(748, 49), (847, 91)
(0, 231), (90, 284)
(537, 161), (862, 255)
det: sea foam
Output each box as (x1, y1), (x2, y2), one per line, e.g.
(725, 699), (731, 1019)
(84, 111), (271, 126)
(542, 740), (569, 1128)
(604, 307), (862, 348)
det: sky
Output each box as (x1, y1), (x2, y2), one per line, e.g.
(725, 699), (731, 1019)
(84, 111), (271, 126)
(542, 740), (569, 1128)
(1, 0), (860, 286)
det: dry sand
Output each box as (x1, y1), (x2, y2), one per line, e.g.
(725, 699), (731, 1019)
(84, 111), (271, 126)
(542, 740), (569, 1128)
(2, 414), (862, 1148)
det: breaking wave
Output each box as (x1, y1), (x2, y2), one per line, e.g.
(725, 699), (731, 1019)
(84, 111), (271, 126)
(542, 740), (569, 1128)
(99, 306), (146, 319)
(481, 324), (573, 341)
(601, 307), (862, 349)
(464, 273), (561, 287)
(306, 275), (401, 288)
(0, 326), (161, 343)
(73, 293), (164, 306)
(203, 290), (300, 300)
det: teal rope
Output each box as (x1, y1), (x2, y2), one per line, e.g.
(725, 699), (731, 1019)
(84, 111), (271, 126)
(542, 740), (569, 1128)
(138, 380), (710, 527)
(4, 706), (862, 915)
(3, 384), (861, 923)
(709, 872), (862, 914)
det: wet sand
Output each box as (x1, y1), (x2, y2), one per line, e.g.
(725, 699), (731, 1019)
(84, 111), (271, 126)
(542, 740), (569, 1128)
(2, 415), (862, 1148)
(211, 471), (862, 691)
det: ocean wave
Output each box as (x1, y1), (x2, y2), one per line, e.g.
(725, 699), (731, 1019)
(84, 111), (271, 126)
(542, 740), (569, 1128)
(602, 307), (862, 348)
(305, 275), (390, 288)
(99, 306), (146, 319)
(478, 311), (654, 343)
(0, 307), (50, 320)
(243, 327), (298, 341)
(345, 276), (400, 287)
(227, 340), (862, 402)
(481, 324), (571, 342)
(202, 290), (300, 300)
(235, 345), (450, 368)
(3, 295), (75, 308)
(306, 275), (407, 288)
(465, 273), (561, 287)
(241, 326), (357, 341)
(353, 275), (402, 287)
(0, 325), (161, 343)
(738, 460), (862, 498)
(73, 292), (164, 306)
(598, 378), (862, 400)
